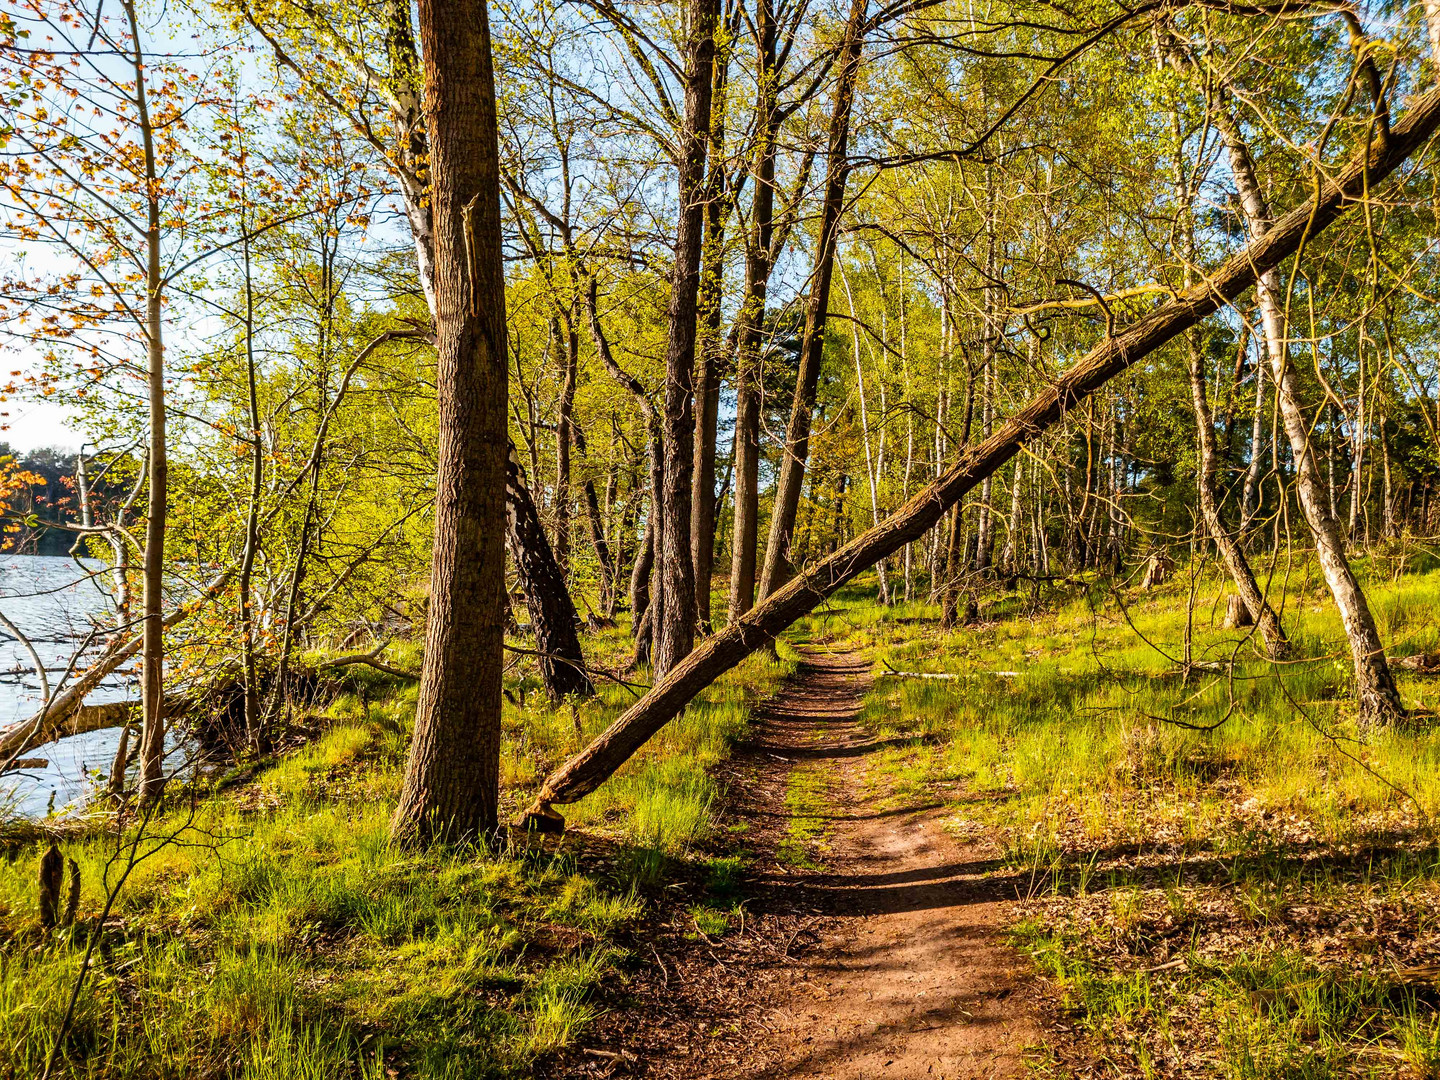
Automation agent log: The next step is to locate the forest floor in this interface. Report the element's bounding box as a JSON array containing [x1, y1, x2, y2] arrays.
[[8, 562, 1440, 1078], [560, 646, 1043, 1079]]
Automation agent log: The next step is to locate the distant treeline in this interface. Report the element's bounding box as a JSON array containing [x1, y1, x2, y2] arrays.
[[0, 445, 124, 557]]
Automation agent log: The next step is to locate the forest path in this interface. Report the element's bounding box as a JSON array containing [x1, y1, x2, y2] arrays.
[[744, 646, 1040, 1080]]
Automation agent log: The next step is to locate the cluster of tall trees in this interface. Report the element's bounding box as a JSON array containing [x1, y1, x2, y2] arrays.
[[3, 0, 1440, 839]]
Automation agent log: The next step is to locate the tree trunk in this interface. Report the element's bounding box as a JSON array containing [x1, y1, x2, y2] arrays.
[[555, 316, 579, 579], [757, 0, 867, 601], [380, 0, 588, 696], [691, 40, 733, 636], [1172, 102, 1287, 658], [1211, 94, 1403, 724], [391, 0, 510, 844], [726, 0, 779, 623], [573, 424, 617, 612], [238, 222, 265, 754], [505, 453, 595, 699], [654, 0, 720, 678], [125, 0, 167, 807], [517, 84, 1440, 823], [1188, 329, 1288, 656], [1239, 316, 1267, 539]]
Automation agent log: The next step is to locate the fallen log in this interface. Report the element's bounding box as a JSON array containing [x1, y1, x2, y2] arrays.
[[0, 566, 234, 770], [876, 670, 1021, 679], [0, 702, 136, 765], [517, 83, 1440, 830]]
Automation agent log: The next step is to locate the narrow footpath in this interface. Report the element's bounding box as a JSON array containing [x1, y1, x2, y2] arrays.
[[747, 648, 1039, 1079], [569, 646, 1043, 1079]]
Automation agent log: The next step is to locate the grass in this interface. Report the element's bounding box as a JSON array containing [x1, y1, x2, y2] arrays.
[[10, 551, 1439, 1077], [777, 765, 834, 871], [793, 553, 1440, 1078], [0, 614, 793, 1079]]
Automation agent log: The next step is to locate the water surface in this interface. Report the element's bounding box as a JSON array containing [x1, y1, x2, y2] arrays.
[[0, 555, 133, 817]]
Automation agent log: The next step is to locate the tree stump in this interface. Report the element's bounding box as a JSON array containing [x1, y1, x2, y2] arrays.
[[38, 843, 62, 929], [1223, 594, 1254, 629], [1140, 552, 1173, 589], [63, 857, 81, 927]]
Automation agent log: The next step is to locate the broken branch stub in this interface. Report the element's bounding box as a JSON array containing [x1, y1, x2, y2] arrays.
[[520, 85, 1440, 829]]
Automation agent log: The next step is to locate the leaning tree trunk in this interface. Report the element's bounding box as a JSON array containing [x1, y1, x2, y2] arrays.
[[1171, 102, 1288, 659], [1187, 330, 1288, 657], [757, 0, 868, 601], [517, 82, 1440, 824], [506, 453, 595, 700], [391, 0, 510, 844], [1211, 95, 1402, 724]]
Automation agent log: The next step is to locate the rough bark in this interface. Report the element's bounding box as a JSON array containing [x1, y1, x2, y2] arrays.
[[505, 452, 594, 700], [757, 0, 868, 600], [655, 0, 721, 678], [391, 0, 510, 844], [275, 0, 588, 698], [518, 82, 1440, 822]]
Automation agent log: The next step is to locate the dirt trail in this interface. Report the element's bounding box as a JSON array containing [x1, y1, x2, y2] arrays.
[[560, 646, 1042, 1080], [749, 647, 1039, 1080]]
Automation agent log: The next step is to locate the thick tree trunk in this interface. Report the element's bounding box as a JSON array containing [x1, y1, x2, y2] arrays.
[[654, 0, 720, 677], [1212, 97, 1403, 724], [726, 0, 778, 623], [757, 0, 868, 601], [391, 0, 510, 844], [506, 453, 595, 700], [380, 0, 589, 697], [517, 83, 1440, 823]]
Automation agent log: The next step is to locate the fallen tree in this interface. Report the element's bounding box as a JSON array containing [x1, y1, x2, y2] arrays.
[[0, 566, 233, 771], [520, 84, 1440, 828]]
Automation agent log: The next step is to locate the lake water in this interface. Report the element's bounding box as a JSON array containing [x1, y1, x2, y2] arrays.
[[0, 555, 135, 817]]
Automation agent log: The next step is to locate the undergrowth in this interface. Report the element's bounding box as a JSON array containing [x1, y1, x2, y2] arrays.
[[0, 614, 793, 1078], [798, 553, 1440, 1078]]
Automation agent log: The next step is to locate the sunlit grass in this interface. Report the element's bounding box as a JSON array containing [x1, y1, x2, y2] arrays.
[[0, 611, 792, 1077], [815, 555, 1440, 1078]]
